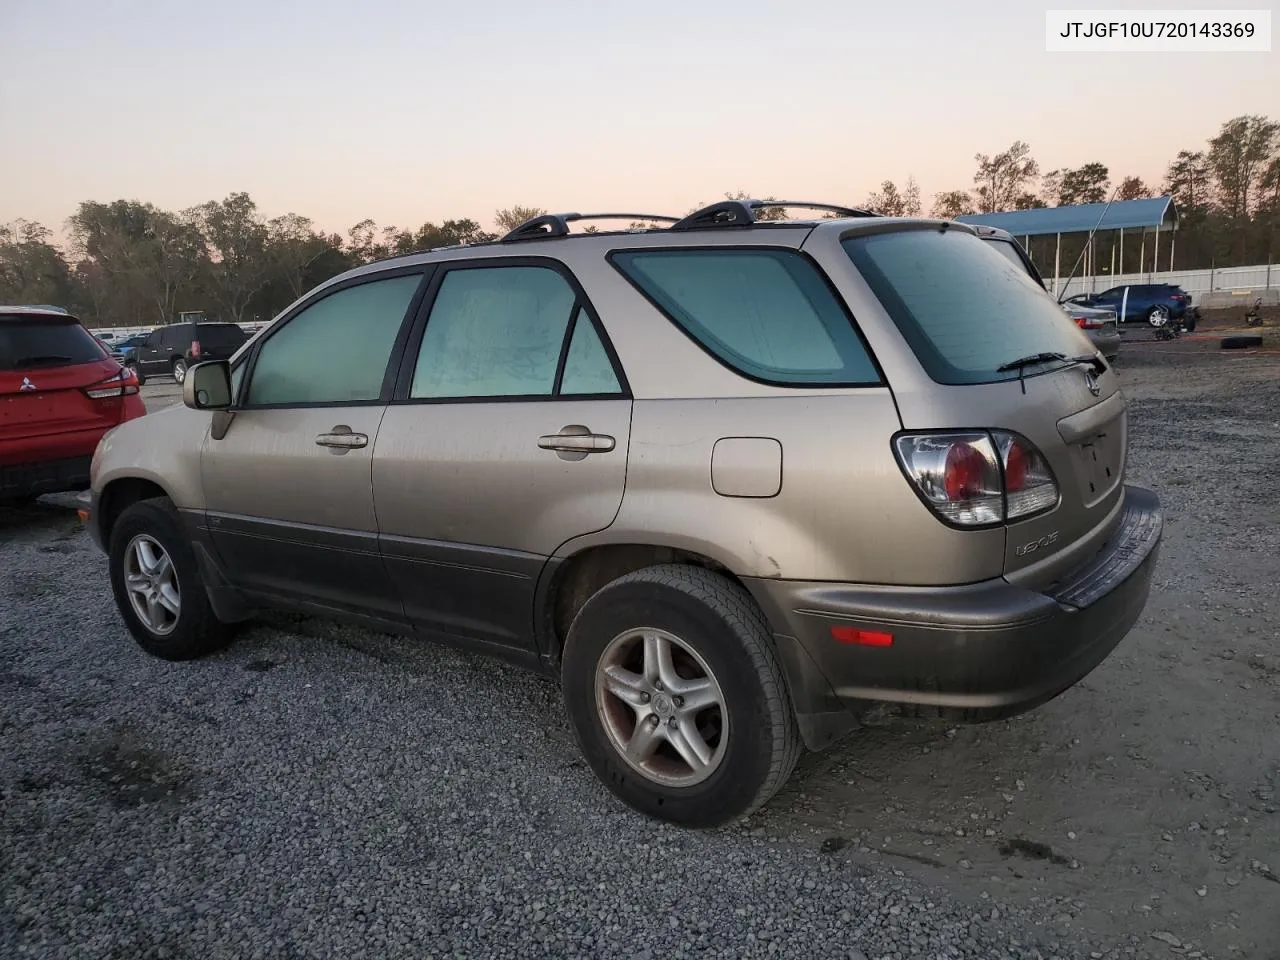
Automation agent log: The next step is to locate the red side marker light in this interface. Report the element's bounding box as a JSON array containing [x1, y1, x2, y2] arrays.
[[831, 626, 894, 647]]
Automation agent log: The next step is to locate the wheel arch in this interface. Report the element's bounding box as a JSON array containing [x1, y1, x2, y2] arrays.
[[96, 475, 173, 545], [535, 541, 748, 667]]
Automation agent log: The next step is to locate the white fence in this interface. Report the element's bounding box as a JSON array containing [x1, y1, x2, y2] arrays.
[[1045, 262, 1277, 300]]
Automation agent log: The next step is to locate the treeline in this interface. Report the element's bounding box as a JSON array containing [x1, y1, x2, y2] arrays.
[[2, 114, 1278, 328], [915, 113, 1280, 274]]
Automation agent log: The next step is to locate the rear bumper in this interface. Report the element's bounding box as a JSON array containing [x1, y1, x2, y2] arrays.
[[0, 454, 93, 499], [746, 484, 1162, 751]]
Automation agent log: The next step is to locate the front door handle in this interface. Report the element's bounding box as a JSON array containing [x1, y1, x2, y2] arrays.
[[315, 425, 368, 450], [538, 430, 615, 453]]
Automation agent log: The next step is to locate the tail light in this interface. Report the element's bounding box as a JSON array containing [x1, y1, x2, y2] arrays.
[[894, 430, 1059, 528], [83, 366, 140, 399], [1074, 317, 1102, 330], [190, 340, 202, 358]]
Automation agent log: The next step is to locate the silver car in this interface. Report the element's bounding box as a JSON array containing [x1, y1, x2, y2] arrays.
[[82, 200, 1162, 827]]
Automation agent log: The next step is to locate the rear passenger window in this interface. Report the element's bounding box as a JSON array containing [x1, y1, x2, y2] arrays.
[[247, 273, 422, 406], [410, 265, 623, 399], [610, 249, 878, 385]]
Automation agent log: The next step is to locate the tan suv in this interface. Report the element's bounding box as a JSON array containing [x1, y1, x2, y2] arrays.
[[82, 201, 1162, 827]]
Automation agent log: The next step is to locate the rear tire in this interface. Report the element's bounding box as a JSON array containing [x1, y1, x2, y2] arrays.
[[108, 498, 233, 661], [562, 564, 801, 828]]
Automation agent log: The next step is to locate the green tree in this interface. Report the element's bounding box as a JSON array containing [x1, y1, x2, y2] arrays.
[[1208, 114, 1279, 221], [68, 200, 207, 326], [973, 141, 1039, 213], [1055, 163, 1110, 205], [187, 193, 272, 323], [930, 190, 975, 219], [1165, 151, 1213, 214], [1115, 176, 1151, 201], [494, 206, 547, 233], [864, 178, 921, 217], [267, 213, 336, 301], [0, 220, 77, 309]]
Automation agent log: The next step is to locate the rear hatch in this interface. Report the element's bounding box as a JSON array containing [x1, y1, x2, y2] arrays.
[[0, 313, 132, 442], [837, 224, 1127, 584]]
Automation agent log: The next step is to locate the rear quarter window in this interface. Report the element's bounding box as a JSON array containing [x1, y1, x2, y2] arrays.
[[842, 228, 1092, 386], [610, 248, 879, 385]]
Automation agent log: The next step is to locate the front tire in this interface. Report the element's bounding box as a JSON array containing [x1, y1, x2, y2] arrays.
[[1147, 304, 1170, 327], [108, 498, 233, 660], [562, 565, 801, 828], [172, 358, 187, 383]]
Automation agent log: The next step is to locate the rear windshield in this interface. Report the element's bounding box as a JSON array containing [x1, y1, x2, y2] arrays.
[[842, 228, 1090, 386], [196, 325, 247, 348], [610, 248, 879, 385], [0, 317, 106, 371], [981, 238, 1042, 288]]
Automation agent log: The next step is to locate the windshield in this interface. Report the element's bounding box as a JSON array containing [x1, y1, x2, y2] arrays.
[[842, 228, 1093, 386], [0, 316, 107, 371]]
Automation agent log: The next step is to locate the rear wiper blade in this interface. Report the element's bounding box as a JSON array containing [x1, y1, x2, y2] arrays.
[[12, 354, 75, 367], [996, 352, 1067, 372], [998, 351, 1106, 395]]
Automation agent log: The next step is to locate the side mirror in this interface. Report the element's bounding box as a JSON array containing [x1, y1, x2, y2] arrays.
[[183, 360, 233, 410]]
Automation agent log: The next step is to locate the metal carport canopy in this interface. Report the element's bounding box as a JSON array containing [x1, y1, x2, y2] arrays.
[[955, 196, 1177, 236]]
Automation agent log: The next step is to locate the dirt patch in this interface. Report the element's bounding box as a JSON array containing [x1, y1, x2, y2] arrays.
[[78, 730, 193, 808]]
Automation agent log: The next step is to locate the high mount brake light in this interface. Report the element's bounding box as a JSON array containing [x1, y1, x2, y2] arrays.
[[894, 431, 1059, 527]]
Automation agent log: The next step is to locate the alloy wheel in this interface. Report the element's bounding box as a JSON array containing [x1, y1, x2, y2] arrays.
[[124, 534, 181, 635], [595, 627, 728, 787]]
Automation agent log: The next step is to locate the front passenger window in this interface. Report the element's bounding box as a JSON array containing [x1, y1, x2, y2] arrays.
[[247, 273, 422, 406]]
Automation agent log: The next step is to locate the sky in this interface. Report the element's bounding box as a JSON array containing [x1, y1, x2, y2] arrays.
[[1, 0, 1277, 238]]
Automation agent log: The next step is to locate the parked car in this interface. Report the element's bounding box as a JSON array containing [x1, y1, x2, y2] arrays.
[[82, 202, 1162, 827], [1060, 302, 1121, 362], [112, 332, 151, 363], [1, 306, 145, 502], [1067, 283, 1196, 329], [130, 322, 248, 385], [971, 225, 1120, 361]]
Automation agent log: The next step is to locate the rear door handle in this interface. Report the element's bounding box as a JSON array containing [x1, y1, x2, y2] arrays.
[[537, 430, 615, 453], [315, 425, 368, 450]]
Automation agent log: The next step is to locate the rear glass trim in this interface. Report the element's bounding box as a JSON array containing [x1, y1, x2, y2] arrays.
[[606, 245, 886, 389]]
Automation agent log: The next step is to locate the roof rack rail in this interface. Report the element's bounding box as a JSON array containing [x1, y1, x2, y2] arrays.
[[670, 199, 878, 231], [500, 212, 679, 243], [755, 200, 878, 218]]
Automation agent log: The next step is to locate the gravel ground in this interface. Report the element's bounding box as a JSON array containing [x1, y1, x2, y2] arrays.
[[2, 336, 1278, 959]]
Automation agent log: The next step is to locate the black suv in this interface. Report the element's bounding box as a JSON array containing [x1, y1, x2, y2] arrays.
[[129, 323, 248, 385]]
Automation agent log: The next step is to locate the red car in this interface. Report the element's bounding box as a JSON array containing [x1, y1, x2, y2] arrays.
[[1, 307, 146, 503]]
